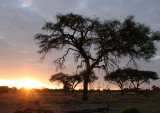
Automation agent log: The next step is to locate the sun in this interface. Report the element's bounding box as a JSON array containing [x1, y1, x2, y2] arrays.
[[18, 78, 42, 89], [22, 3, 30, 8], [19, 0, 32, 8]]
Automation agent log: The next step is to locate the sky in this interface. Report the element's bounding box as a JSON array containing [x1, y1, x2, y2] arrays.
[[0, 0, 160, 89]]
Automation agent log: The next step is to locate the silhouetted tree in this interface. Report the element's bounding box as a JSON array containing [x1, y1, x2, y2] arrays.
[[69, 70, 98, 92], [49, 73, 71, 93], [78, 70, 98, 83], [50, 71, 97, 94], [152, 85, 160, 91], [35, 13, 160, 100], [105, 68, 159, 94], [128, 69, 159, 93], [69, 74, 82, 92], [104, 69, 129, 95]]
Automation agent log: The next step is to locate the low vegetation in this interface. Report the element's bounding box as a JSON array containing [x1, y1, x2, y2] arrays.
[[120, 107, 141, 113], [0, 87, 160, 112]]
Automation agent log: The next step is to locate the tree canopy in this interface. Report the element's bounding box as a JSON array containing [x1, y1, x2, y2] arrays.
[[49, 73, 71, 91], [127, 68, 159, 92], [35, 13, 160, 100], [104, 68, 159, 94], [104, 68, 129, 95], [49, 71, 97, 93]]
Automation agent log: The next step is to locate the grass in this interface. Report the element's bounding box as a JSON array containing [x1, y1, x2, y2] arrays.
[[0, 89, 160, 113]]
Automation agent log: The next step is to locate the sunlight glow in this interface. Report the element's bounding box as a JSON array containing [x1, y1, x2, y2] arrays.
[[0, 78, 59, 89], [22, 3, 30, 8], [19, 0, 32, 8], [18, 78, 42, 89], [0, 78, 43, 89]]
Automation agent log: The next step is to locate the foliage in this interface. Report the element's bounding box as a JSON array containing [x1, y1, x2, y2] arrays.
[[0, 86, 17, 94], [104, 68, 129, 95], [49, 73, 71, 90], [104, 68, 159, 94], [49, 71, 98, 92], [35, 13, 160, 100], [120, 107, 141, 113], [78, 70, 98, 83], [152, 85, 160, 91], [127, 68, 159, 93], [69, 74, 83, 90]]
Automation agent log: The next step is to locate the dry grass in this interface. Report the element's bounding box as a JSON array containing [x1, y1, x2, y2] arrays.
[[0, 90, 160, 113]]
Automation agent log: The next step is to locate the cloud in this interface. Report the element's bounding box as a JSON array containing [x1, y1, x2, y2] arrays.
[[0, 0, 160, 87], [0, 36, 5, 40]]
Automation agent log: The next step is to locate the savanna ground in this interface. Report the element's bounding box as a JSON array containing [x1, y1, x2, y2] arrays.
[[0, 89, 160, 113]]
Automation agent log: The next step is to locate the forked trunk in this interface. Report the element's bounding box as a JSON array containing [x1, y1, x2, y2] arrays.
[[135, 86, 139, 94]]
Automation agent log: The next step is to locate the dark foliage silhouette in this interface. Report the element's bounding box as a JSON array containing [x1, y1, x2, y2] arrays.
[[120, 107, 141, 113], [127, 68, 159, 93], [49, 73, 72, 93], [104, 68, 129, 95], [104, 68, 159, 94], [49, 70, 97, 94]]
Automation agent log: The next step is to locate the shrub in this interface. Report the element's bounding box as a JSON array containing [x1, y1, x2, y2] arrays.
[[120, 107, 141, 113]]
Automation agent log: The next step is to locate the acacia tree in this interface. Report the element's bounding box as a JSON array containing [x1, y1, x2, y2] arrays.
[[69, 70, 97, 93], [127, 69, 159, 93], [104, 69, 129, 95], [35, 13, 160, 100], [49, 72, 83, 93], [49, 71, 97, 94], [49, 73, 71, 92], [105, 68, 159, 94], [69, 74, 82, 93]]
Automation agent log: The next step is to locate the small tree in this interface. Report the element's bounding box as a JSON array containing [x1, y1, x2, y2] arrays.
[[70, 70, 98, 92], [128, 69, 159, 93], [49, 72, 83, 93], [104, 68, 159, 94], [35, 13, 160, 100], [69, 74, 83, 93], [104, 69, 129, 95], [49, 73, 71, 93], [152, 85, 160, 91], [49, 71, 97, 94]]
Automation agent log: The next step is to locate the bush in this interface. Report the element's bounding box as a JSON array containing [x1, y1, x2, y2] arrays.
[[120, 107, 141, 113], [0, 86, 10, 93]]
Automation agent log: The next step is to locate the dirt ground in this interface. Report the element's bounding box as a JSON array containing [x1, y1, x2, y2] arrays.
[[0, 89, 160, 113]]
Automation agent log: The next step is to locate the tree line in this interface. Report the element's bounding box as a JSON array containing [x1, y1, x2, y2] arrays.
[[49, 68, 159, 95]]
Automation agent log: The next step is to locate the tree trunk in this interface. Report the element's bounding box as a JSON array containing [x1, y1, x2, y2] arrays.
[[120, 86, 124, 95], [135, 85, 139, 94], [121, 89, 124, 95], [82, 69, 90, 101], [83, 78, 88, 100]]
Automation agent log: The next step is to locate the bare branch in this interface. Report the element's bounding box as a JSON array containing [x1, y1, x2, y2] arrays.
[[53, 48, 75, 70]]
